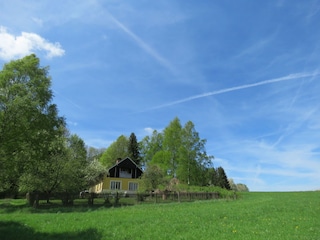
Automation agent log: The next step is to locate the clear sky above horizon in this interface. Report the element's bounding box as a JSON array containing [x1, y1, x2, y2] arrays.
[[1, 0, 320, 191]]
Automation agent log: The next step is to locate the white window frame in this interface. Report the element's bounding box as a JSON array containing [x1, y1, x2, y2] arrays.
[[110, 181, 121, 190], [128, 182, 138, 191]]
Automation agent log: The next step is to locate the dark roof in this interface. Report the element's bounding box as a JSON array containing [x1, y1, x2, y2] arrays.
[[108, 157, 143, 178], [108, 157, 143, 171]]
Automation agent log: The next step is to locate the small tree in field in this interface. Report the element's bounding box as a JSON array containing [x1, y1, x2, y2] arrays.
[[140, 164, 165, 191]]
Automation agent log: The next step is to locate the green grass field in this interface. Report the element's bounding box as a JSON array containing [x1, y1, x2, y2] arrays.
[[0, 191, 319, 239]]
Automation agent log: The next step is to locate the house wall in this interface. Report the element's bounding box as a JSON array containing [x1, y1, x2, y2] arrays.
[[90, 177, 140, 193]]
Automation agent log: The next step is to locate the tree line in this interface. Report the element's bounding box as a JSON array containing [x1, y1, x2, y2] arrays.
[[96, 117, 248, 192], [0, 55, 248, 199]]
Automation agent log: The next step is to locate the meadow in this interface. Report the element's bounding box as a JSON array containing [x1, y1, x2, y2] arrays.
[[0, 191, 319, 239]]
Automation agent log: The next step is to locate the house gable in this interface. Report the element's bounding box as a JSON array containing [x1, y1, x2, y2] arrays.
[[108, 157, 143, 179]]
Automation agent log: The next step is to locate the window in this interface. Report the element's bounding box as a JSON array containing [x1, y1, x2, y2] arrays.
[[119, 168, 132, 178], [110, 181, 121, 190], [129, 182, 138, 191]]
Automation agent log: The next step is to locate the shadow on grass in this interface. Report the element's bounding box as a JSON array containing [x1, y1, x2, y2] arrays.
[[0, 221, 102, 240], [0, 200, 135, 214]]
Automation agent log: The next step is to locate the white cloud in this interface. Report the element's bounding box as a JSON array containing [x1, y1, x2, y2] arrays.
[[144, 127, 155, 135], [0, 26, 65, 60]]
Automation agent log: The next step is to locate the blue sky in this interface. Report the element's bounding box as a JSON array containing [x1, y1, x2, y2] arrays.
[[1, 0, 320, 191]]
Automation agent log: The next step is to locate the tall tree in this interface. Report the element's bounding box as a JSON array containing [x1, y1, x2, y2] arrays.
[[162, 117, 182, 177], [60, 134, 88, 193], [177, 121, 213, 185], [0, 54, 64, 194], [140, 130, 163, 168], [128, 132, 141, 166]]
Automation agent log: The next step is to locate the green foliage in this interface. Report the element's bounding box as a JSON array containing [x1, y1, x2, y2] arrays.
[[84, 160, 107, 187], [0, 54, 65, 193], [99, 135, 128, 167], [140, 130, 163, 168], [177, 121, 213, 186], [162, 117, 182, 177], [140, 164, 166, 192], [0, 55, 94, 197], [19, 132, 89, 196], [140, 117, 214, 187], [59, 134, 89, 193]]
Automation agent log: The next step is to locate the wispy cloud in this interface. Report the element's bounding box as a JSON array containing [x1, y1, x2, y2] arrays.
[[272, 108, 317, 147], [0, 26, 65, 60], [53, 89, 82, 110], [142, 71, 320, 112], [107, 12, 177, 74]]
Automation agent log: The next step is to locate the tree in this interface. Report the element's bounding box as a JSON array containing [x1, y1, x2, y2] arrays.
[[140, 130, 163, 168], [0, 54, 65, 195], [87, 146, 105, 162], [139, 117, 214, 187], [59, 134, 88, 193], [128, 132, 141, 166], [140, 164, 165, 191], [236, 183, 249, 192], [162, 117, 182, 177], [207, 167, 218, 186], [228, 178, 237, 191], [84, 159, 107, 187], [99, 135, 128, 167], [19, 126, 68, 201], [177, 121, 213, 185], [20, 132, 89, 203], [216, 167, 231, 190]]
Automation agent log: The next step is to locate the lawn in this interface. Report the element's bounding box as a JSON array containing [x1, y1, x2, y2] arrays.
[[0, 191, 319, 239]]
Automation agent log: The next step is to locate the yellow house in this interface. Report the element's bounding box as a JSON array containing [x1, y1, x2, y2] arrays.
[[90, 157, 143, 193]]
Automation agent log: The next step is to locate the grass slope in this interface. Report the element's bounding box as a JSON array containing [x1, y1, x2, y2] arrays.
[[0, 191, 319, 239]]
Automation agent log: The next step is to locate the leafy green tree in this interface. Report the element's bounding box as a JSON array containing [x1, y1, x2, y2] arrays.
[[140, 164, 165, 191], [150, 150, 171, 173], [128, 132, 141, 166], [140, 130, 163, 168], [59, 134, 88, 193], [162, 117, 182, 177], [19, 127, 68, 201], [20, 132, 89, 202], [100, 135, 128, 167], [0, 54, 64, 194], [177, 121, 213, 185], [84, 159, 107, 187]]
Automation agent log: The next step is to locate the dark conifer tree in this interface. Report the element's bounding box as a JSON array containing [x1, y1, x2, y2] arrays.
[[217, 167, 231, 190], [128, 132, 141, 166]]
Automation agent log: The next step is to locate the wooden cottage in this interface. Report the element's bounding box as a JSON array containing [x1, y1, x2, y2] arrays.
[[90, 157, 143, 193]]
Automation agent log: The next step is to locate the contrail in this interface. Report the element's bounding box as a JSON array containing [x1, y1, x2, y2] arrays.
[[107, 13, 176, 74], [53, 89, 82, 110], [143, 71, 320, 112]]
